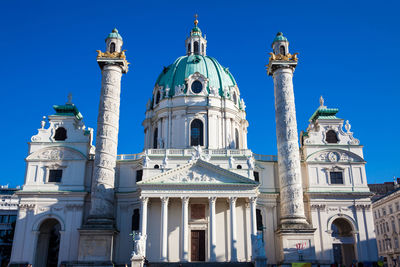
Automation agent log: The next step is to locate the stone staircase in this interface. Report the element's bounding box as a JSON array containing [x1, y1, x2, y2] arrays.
[[145, 263, 254, 267]]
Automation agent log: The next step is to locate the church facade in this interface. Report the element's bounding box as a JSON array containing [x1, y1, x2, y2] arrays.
[[10, 19, 378, 266]]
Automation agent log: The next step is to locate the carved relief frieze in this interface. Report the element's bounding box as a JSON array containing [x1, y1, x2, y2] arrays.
[[309, 149, 363, 163], [311, 204, 326, 211], [28, 147, 85, 161]]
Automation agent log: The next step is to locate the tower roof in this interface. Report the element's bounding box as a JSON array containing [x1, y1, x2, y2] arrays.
[[106, 28, 123, 41], [272, 32, 288, 43], [309, 97, 340, 122]]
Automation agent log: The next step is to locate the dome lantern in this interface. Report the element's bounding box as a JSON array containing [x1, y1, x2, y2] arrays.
[[105, 28, 123, 53], [272, 32, 289, 56], [186, 14, 207, 56]]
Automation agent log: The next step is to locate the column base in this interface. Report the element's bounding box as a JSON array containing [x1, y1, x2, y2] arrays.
[[77, 227, 117, 262], [131, 255, 145, 267], [276, 227, 316, 265]]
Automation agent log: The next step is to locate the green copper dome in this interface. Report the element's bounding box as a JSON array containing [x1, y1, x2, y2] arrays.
[[155, 54, 237, 97], [273, 32, 287, 43], [191, 26, 202, 35], [106, 28, 123, 41]]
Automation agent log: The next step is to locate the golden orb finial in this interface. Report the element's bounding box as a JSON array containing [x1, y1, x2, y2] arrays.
[[194, 14, 199, 27]]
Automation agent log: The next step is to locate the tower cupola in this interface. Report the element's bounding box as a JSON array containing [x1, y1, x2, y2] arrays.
[[105, 28, 123, 53], [185, 15, 207, 56], [272, 32, 289, 55]]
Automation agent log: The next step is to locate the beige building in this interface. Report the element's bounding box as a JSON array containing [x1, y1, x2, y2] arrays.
[[372, 186, 400, 266]]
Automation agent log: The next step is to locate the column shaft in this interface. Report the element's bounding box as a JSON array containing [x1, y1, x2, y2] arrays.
[[181, 197, 189, 261], [140, 197, 149, 236], [160, 197, 169, 261], [272, 67, 307, 226], [209, 197, 217, 261], [230, 197, 238, 261], [250, 197, 257, 236], [90, 64, 123, 220]]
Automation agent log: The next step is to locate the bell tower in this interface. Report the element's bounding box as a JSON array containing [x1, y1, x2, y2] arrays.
[[78, 28, 129, 265], [267, 32, 316, 264]]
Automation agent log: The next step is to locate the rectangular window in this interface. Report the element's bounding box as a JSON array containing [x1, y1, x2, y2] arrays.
[[392, 220, 397, 232], [374, 211, 377, 219], [396, 202, 400, 211], [330, 172, 343, 184], [376, 224, 379, 235], [389, 205, 393, 214], [48, 169, 63, 183], [0, 215, 7, 223], [136, 170, 143, 182], [383, 208, 387, 216], [8, 215, 16, 224], [253, 171, 260, 182]]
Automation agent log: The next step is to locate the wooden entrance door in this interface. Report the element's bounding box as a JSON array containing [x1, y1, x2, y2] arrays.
[[191, 230, 205, 261]]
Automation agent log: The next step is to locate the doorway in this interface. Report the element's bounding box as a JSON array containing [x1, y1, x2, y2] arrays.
[[191, 230, 205, 261], [331, 218, 356, 266], [34, 219, 61, 267]]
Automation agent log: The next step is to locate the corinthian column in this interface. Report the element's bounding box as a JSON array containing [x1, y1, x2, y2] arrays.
[[267, 32, 308, 228]]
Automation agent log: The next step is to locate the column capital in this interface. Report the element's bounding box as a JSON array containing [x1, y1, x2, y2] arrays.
[[140, 196, 149, 204], [249, 196, 257, 203], [181, 196, 190, 204], [229, 196, 238, 204], [161, 196, 169, 204], [208, 196, 217, 203]]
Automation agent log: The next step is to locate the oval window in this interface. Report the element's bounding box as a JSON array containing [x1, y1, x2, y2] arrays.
[[191, 80, 203, 94]]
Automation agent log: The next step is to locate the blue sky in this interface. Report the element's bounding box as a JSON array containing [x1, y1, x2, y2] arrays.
[[1, 0, 399, 187]]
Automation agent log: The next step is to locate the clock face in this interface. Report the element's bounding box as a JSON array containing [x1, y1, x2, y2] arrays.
[[191, 80, 203, 94]]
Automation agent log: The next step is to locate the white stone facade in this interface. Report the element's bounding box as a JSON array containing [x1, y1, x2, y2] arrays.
[[9, 27, 378, 267]]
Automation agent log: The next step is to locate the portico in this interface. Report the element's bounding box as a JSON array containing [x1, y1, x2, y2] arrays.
[[136, 159, 259, 262]]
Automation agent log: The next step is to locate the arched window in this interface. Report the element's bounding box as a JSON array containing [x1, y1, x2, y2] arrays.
[[279, 45, 285, 55], [256, 209, 263, 231], [232, 92, 237, 104], [235, 129, 239, 149], [155, 91, 161, 105], [190, 119, 203, 146], [188, 43, 191, 54], [54, 127, 67, 141], [153, 128, 158, 149], [194, 41, 199, 54], [132, 208, 140, 232], [191, 80, 203, 94], [110, 42, 116, 53], [326, 130, 339, 143], [202, 43, 204, 53]]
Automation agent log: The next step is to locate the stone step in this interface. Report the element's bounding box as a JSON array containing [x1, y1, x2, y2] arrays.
[[146, 262, 254, 267]]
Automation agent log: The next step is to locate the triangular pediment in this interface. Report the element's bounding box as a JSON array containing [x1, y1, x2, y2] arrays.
[[139, 159, 258, 186]]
